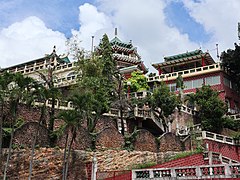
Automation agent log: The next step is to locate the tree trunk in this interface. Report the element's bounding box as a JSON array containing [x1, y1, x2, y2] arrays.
[[3, 124, 14, 180], [62, 132, 69, 180], [64, 131, 75, 180], [49, 96, 55, 132], [28, 105, 45, 179], [0, 103, 3, 156], [4, 102, 18, 180]]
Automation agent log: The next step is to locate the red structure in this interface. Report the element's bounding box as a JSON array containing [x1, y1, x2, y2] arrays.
[[148, 49, 240, 114]]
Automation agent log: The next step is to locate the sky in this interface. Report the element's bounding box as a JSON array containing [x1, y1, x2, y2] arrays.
[[1, 0, 240, 73]]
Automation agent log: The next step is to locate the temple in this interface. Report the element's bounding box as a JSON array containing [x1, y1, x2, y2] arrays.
[[109, 29, 148, 78], [148, 49, 240, 114]]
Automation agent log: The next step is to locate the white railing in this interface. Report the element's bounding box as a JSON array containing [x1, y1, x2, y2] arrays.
[[113, 54, 140, 63], [228, 113, 240, 120], [147, 63, 222, 82], [196, 131, 235, 145], [180, 105, 197, 115], [8, 61, 77, 75], [132, 163, 240, 179]]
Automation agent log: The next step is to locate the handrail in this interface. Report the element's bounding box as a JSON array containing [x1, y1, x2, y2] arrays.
[[147, 63, 222, 82], [132, 163, 240, 179]]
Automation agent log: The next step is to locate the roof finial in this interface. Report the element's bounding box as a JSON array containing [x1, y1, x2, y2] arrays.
[[115, 28, 117, 37]]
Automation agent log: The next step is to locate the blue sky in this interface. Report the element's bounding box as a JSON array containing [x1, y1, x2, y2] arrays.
[[0, 0, 240, 72]]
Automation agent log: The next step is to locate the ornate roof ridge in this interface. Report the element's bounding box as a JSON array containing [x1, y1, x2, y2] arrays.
[[164, 49, 203, 62], [110, 36, 133, 49]]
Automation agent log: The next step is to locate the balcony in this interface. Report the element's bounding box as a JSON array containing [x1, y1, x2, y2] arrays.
[[148, 63, 222, 82]]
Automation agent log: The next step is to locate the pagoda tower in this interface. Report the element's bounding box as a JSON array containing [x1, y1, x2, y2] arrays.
[[109, 28, 148, 78]]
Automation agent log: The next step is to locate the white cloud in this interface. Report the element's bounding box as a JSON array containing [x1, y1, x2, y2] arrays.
[[0, 16, 67, 68], [74, 0, 199, 72], [71, 3, 114, 51], [183, 0, 240, 55]]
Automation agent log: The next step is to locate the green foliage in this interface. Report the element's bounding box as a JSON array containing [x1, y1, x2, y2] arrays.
[[194, 85, 226, 133], [168, 149, 203, 161], [14, 118, 25, 129], [151, 82, 178, 118], [221, 43, 240, 91], [99, 34, 116, 80], [222, 116, 240, 131], [124, 71, 149, 92], [124, 127, 140, 151], [130, 161, 157, 170]]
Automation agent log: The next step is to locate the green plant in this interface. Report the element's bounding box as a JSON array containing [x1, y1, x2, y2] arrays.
[[124, 127, 139, 151], [169, 149, 203, 161], [130, 161, 157, 170]]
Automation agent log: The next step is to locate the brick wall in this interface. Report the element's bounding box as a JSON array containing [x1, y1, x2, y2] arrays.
[[13, 122, 50, 147], [56, 126, 91, 150], [134, 129, 158, 152], [204, 139, 240, 162], [96, 127, 124, 150], [159, 133, 183, 152]]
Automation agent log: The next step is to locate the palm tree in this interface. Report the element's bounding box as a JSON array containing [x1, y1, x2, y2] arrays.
[[28, 83, 49, 180], [58, 110, 80, 180], [0, 72, 14, 168], [3, 73, 35, 180]]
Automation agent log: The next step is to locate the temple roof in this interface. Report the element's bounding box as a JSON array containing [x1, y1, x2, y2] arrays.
[[110, 36, 133, 49], [152, 50, 215, 70], [164, 50, 203, 62]]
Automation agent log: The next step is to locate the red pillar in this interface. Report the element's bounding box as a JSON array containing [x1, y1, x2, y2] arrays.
[[201, 56, 205, 67], [158, 66, 162, 75]]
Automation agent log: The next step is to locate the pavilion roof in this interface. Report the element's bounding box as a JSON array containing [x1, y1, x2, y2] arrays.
[[110, 36, 133, 49], [152, 50, 215, 70]]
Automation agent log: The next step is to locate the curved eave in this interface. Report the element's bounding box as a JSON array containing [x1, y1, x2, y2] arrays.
[[152, 53, 215, 70]]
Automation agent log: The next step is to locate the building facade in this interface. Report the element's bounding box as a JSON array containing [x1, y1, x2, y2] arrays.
[[148, 49, 240, 114]]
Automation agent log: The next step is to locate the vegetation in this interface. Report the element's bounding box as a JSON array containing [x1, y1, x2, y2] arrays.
[[130, 161, 157, 170], [149, 82, 179, 131], [123, 71, 149, 93], [1, 72, 37, 180], [221, 43, 240, 91], [194, 85, 226, 133], [168, 149, 203, 162]]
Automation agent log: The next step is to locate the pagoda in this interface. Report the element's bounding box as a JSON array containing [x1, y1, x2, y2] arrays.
[[109, 28, 148, 78]]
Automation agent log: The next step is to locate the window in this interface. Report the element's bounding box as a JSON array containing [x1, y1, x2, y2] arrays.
[[168, 83, 176, 92], [224, 77, 231, 88], [206, 76, 220, 85], [184, 81, 192, 90], [193, 79, 203, 88]]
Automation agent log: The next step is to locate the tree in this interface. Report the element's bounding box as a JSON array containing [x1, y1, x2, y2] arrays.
[[194, 85, 226, 133], [3, 72, 36, 180], [37, 66, 61, 131], [97, 34, 118, 104], [58, 110, 80, 180], [221, 43, 240, 91], [0, 72, 14, 166], [150, 82, 179, 132], [28, 83, 49, 180], [124, 71, 149, 93]]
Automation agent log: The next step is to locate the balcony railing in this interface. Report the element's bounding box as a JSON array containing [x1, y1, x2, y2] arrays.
[[132, 164, 240, 179], [147, 63, 222, 82], [196, 131, 236, 145]]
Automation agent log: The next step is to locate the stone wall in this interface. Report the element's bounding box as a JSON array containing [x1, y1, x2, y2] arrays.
[[0, 148, 179, 179], [159, 132, 183, 152], [96, 127, 124, 150], [13, 122, 50, 147], [56, 126, 92, 150], [134, 129, 158, 152]]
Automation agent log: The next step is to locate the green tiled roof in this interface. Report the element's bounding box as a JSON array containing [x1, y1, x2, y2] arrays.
[[110, 36, 133, 49], [164, 50, 203, 62]]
